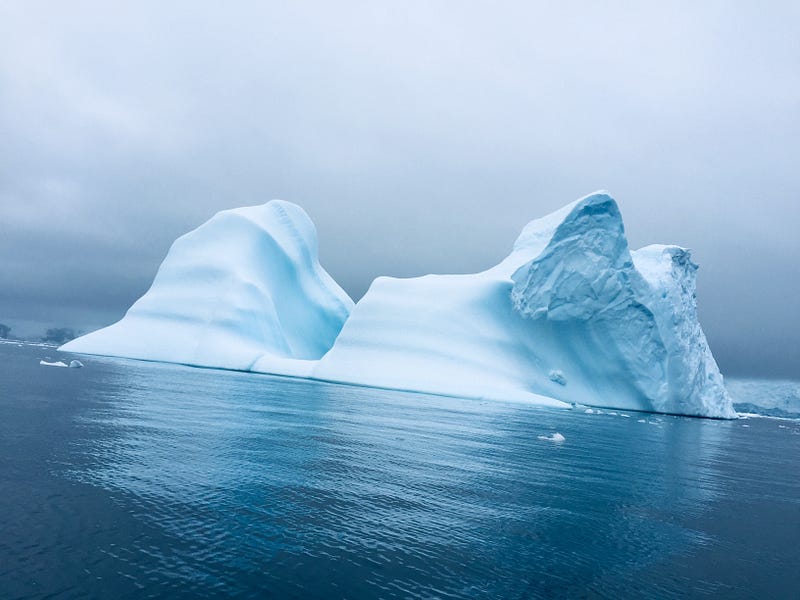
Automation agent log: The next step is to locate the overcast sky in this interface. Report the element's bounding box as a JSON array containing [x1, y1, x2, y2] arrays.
[[1, 1, 798, 377]]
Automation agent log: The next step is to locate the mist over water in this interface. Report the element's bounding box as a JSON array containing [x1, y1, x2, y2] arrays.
[[2, 342, 798, 598]]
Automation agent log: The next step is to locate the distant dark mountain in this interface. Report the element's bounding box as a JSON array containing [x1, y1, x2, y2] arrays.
[[41, 328, 76, 344]]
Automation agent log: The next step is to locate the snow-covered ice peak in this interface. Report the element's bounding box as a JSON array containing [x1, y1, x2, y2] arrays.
[[61, 200, 353, 371], [632, 244, 734, 418], [508, 193, 734, 418], [511, 192, 636, 321]]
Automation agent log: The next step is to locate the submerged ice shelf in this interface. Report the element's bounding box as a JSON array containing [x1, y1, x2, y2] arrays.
[[61, 192, 736, 418]]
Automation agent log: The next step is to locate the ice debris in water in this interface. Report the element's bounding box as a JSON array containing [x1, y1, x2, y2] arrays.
[[69, 360, 83, 368], [537, 432, 566, 443], [40, 360, 68, 368]]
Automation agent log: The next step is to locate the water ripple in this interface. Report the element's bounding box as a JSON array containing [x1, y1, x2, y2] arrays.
[[1, 344, 799, 598]]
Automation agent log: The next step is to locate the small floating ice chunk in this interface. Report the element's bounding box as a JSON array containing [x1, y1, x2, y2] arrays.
[[69, 360, 84, 368], [608, 412, 618, 416], [584, 408, 594, 414], [620, 413, 630, 418], [548, 369, 567, 386], [537, 432, 566, 443], [637, 419, 647, 423], [40, 360, 68, 368]]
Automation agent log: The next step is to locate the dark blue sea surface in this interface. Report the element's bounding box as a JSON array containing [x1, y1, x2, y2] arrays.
[[1, 341, 798, 599]]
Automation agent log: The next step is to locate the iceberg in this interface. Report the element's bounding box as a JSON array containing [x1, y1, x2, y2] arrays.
[[61, 192, 735, 418], [725, 378, 800, 419], [61, 201, 354, 374]]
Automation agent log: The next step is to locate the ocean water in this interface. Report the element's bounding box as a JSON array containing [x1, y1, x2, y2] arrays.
[[1, 341, 798, 599]]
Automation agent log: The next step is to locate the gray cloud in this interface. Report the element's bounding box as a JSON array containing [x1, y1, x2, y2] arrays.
[[1, 1, 798, 376]]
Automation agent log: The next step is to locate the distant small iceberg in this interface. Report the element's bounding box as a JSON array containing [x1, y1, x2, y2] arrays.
[[726, 378, 800, 419]]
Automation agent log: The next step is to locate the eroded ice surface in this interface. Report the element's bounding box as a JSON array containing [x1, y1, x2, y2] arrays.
[[314, 193, 734, 418], [62, 193, 735, 418]]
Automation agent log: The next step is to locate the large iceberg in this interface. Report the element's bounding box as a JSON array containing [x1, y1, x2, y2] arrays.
[[61, 201, 354, 374], [62, 192, 735, 418]]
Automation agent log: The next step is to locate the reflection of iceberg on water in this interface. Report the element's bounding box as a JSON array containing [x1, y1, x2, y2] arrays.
[[61, 192, 735, 418]]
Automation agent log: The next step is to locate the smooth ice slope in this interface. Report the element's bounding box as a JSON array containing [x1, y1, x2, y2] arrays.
[[314, 192, 735, 418], [61, 201, 353, 373]]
